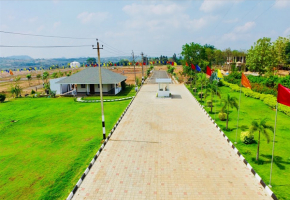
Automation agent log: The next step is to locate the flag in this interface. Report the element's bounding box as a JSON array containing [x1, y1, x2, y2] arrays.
[[171, 62, 174, 66], [9, 70, 13, 75], [186, 62, 188, 66], [191, 64, 195, 70], [277, 84, 290, 107], [143, 62, 146, 65], [174, 62, 177, 66], [241, 73, 251, 89], [196, 65, 201, 72], [217, 69, 223, 79], [206, 66, 212, 76]]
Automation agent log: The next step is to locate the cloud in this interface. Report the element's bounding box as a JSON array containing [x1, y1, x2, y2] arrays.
[[122, 3, 185, 16], [122, 3, 214, 32], [234, 21, 255, 33], [53, 21, 61, 29], [284, 27, 290, 36], [222, 21, 255, 41], [200, 0, 228, 12], [77, 12, 108, 24], [274, 0, 290, 9]]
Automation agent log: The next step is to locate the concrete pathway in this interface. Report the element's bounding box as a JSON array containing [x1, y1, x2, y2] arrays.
[[72, 84, 271, 200], [147, 70, 171, 84]]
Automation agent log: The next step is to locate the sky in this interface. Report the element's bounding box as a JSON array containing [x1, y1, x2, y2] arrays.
[[0, 0, 290, 59]]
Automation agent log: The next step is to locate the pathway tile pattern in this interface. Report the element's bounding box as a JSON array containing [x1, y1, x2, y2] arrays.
[[72, 84, 271, 200]]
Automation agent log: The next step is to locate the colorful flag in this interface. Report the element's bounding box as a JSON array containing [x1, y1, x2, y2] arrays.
[[9, 70, 13, 75], [196, 65, 201, 72], [186, 62, 189, 66], [277, 84, 290, 107], [206, 66, 212, 76], [191, 64, 195, 70], [241, 73, 251, 89], [174, 62, 177, 66], [217, 69, 223, 79]]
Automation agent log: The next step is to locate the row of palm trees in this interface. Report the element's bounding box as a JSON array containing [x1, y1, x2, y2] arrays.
[[191, 73, 273, 161]]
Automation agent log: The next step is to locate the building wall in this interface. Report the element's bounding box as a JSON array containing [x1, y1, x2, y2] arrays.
[[77, 84, 87, 93], [50, 77, 67, 94], [76, 84, 114, 93]]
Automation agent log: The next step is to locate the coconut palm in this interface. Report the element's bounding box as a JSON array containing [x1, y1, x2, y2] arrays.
[[36, 74, 41, 84], [26, 74, 32, 86], [205, 81, 221, 113], [250, 118, 274, 161], [197, 73, 208, 102], [221, 94, 238, 130]]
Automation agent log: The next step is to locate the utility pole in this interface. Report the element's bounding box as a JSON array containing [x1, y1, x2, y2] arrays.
[[93, 39, 106, 140], [132, 50, 136, 85], [141, 52, 144, 78]]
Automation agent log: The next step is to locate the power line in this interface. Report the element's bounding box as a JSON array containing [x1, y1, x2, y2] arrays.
[[0, 30, 94, 40], [0, 45, 92, 48]]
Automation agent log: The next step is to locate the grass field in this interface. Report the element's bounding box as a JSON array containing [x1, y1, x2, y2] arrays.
[[186, 84, 290, 200], [83, 86, 136, 100], [0, 96, 131, 199]]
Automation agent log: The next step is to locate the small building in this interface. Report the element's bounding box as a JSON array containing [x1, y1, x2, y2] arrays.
[[156, 78, 171, 97], [56, 67, 127, 95], [50, 77, 70, 95]]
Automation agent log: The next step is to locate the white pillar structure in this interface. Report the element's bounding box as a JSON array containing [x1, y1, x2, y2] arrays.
[[86, 84, 89, 95]]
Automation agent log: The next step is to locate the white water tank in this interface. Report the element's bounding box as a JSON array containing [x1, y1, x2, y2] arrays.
[[70, 61, 80, 68]]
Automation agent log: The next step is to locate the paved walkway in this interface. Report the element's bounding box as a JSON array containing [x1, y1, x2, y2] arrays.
[[73, 84, 271, 200], [147, 70, 171, 84]]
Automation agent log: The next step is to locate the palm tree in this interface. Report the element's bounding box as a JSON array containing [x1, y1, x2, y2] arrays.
[[221, 94, 238, 130], [250, 118, 274, 161], [197, 73, 208, 102], [36, 74, 41, 84], [205, 81, 221, 113]]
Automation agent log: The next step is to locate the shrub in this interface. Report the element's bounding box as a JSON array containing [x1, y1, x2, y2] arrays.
[[198, 92, 204, 98], [0, 93, 6, 103], [240, 131, 255, 144], [31, 90, 36, 94], [218, 112, 226, 121]]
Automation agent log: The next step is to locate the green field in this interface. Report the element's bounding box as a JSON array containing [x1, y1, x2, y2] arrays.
[[0, 97, 130, 199], [186, 84, 290, 200], [83, 86, 136, 100]]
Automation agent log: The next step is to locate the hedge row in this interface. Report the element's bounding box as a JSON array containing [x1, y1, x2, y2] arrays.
[[222, 80, 290, 117]]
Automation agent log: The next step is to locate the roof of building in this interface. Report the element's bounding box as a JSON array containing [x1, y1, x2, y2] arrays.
[[56, 67, 127, 84]]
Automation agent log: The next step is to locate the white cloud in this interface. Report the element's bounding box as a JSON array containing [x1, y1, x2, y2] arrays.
[[274, 0, 290, 9], [77, 12, 108, 24], [234, 21, 255, 32], [122, 3, 185, 16], [200, 0, 228, 12], [222, 21, 255, 41], [53, 21, 61, 29], [284, 27, 290, 36]]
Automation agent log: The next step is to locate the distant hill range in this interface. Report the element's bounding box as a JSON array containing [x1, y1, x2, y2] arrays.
[[0, 55, 133, 70]]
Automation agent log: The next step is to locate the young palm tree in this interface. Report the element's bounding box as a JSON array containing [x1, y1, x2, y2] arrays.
[[197, 73, 208, 102], [250, 118, 274, 161], [26, 74, 32, 86], [221, 94, 238, 130], [205, 81, 221, 113]]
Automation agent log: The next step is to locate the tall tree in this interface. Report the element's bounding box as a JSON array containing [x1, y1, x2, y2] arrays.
[[181, 42, 206, 68], [273, 36, 290, 68], [286, 41, 290, 67], [221, 94, 238, 130], [246, 37, 276, 76], [250, 118, 273, 161]]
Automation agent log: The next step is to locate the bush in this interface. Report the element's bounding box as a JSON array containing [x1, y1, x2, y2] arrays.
[[198, 92, 204, 98], [0, 93, 6, 103], [240, 131, 255, 144], [31, 90, 36, 94], [218, 112, 226, 121]]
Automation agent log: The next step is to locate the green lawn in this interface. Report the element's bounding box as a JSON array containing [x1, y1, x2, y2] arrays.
[[83, 86, 136, 100], [0, 97, 130, 200], [186, 84, 290, 200]]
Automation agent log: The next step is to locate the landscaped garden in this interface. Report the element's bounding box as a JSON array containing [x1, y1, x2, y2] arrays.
[[0, 97, 131, 200], [186, 81, 290, 200]]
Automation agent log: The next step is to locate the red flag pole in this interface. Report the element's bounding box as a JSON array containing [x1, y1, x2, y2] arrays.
[[269, 101, 278, 187]]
